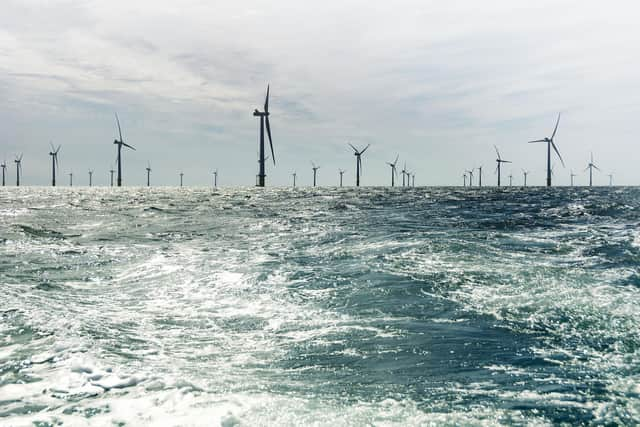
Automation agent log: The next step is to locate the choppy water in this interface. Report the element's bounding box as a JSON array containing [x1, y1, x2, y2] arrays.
[[1, 187, 639, 426]]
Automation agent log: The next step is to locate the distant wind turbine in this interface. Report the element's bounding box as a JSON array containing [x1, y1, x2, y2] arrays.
[[411, 173, 416, 187], [349, 143, 370, 187], [88, 170, 94, 187], [213, 170, 218, 187], [509, 172, 513, 187], [463, 172, 467, 187], [49, 143, 61, 186], [14, 154, 22, 187], [1, 160, 6, 186], [386, 155, 399, 187], [179, 172, 184, 187], [109, 166, 115, 187], [570, 170, 576, 186], [477, 166, 483, 187], [254, 85, 275, 187], [608, 173, 613, 186], [401, 162, 408, 187], [292, 171, 297, 188], [528, 113, 565, 187], [522, 169, 529, 187], [113, 113, 135, 187], [494, 146, 511, 187], [466, 169, 474, 187], [311, 162, 320, 187], [69, 172, 73, 187], [146, 162, 152, 187], [339, 169, 345, 187], [585, 152, 600, 187]]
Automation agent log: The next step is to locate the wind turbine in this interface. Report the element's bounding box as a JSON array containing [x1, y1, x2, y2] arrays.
[[311, 162, 320, 187], [494, 145, 511, 187], [401, 162, 408, 187], [212, 170, 218, 188], [608, 173, 613, 186], [477, 166, 483, 187], [69, 172, 73, 187], [349, 143, 370, 187], [509, 172, 513, 187], [1, 160, 6, 186], [14, 154, 22, 186], [88, 170, 94, 187], [179, 172, 184, 187], [585, 152, 600, 187], [462, 172, 467, 187], [528, 113, 565, 187], [49, 143, 61, 186], [113, 113, 135, 187], [466, 169, 474, 187], [292, 171, 297, 188], [570, 170, 577, 186], [522, 169, 529, 187], [411, 173, 416, 187], [253, 85, 275, 187], [386, 155, 399, 187], [146, 162, 152, 187], [339, 169, 345, 187], [109, 166, 115, 187]]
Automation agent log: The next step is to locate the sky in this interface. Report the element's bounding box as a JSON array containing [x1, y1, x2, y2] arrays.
[[1, 0, 639, 187]]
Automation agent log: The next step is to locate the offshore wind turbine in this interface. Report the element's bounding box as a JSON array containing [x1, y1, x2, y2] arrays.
[[339, 169, 345, 187], [213, 170, 218, 188], [49, 143, 61, 186], [608, 173, 613, 186], [386, 155, 399, 187], [146, 162, 152, 187], [522, 169, 529, 187], [477, 166, 483, 187], [179, 172, 184, 187], [585, 152, 600, 187], [1, 160, 6, 186], [88, 170, 94, 187], [113, 113, 135, 187], [253, 85, 275, 187], [401, 162, 408, 187], [494, 146, 511, 187], [311, 162, 320, 187], [570, 170, 577, 186], [462, 173, 467, 187], [411, 173, 415, 187], [466, 169, 474, 187], [292, 171, 297, 188], [14, 154, 23, 186], [69, 172, 73, 187], [528, 113, 565, 187], [509, 172, 513, 187], [109, 166, 115, 187], [349, 143, 370, 187]]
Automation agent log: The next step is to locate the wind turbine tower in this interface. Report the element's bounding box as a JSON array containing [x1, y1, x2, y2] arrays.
[[88, 170, 94, 187], [585, 152, 600, 187], [1, 160, 6, 186], [494, 146, 511, 187], [69, 172, 73, 187], [180, 172, 184, 187], [339, 169, 345, 187], [466, 169, 474, 187], [386, 155, 399, 187], [528, 113, 565, 187], [49, 143, 61, 186], [113, 113, 136, 187], [292, 171, 297, 188], [253, 85, 275, 187], [14, 154, 22, 186], [109, 167, 115, 187], [311, 162, 320, 187], [477, 166, 483, 187], [146, 162, 152, 187], [349, 143, 370, 187], [522, 170, 529, 187]]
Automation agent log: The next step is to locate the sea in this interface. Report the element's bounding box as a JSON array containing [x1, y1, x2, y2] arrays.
[[1, 186, 639, 426]]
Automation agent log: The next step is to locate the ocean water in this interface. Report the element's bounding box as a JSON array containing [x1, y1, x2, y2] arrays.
[[1, 186, 639, 426]]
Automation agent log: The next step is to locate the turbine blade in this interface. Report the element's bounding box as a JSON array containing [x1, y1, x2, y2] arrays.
[[528, 139, 546, 143], [393, 154, 399, 166], [551, 141, 565, 167], [494, 145, 501, 159], [50, 141, 55, 151], [122, 142, 136, 150], [593, 164, 601, 171], [56, 145, 61, 154], [115, 113, 123, 142], [348, 143, 358, 153], [551, 112, 561, 139], [264, 84, 270, 112], [360, 144, 370, 155], [265, 116, 275, 165]]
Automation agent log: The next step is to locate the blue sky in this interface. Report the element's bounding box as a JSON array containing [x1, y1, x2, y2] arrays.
[[1, 0, 639, 186]]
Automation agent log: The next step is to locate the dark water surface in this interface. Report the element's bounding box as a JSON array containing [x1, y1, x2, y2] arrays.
[[1, 187, 639, 425]]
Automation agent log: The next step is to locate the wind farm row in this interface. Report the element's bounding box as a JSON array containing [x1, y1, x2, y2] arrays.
[[2, 86, 616, 188]]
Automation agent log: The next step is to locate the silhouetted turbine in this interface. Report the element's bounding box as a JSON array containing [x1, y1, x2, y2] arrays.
[[113, 113, 135, 187], [180, 172, 184, 187], [292, 171, 297, 188], [339, 169, 345, 187], [528, 113, 565, 187], [466, 169, 474, 187], [311, 162, 320, 187], [386, 155, 399, 187], [401, 162, 408, 187], [477, 166, 483, 187], [509, 172, 513, 187], [462, 172, 467, 187], [69, 172, 73, 187], [411, 173, 415, 187], [349, 143, 370, 187], [88, 170, 94, 187], [1, 160, 6, 186], [213, 170, 218, 188], [494, 145, 511, 187], [49, 143, 61, 187], [14, 154, 22, 187], [522, 169, 529, 187], [109, 166, 115, 187], [585, 152, 600, 187], [253, 85, 275, 187], [146, 162, 152, 187]]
